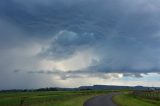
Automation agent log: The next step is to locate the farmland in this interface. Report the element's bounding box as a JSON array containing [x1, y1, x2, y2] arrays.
[[0, 90, 111, 106], [113, 91, 160, 106], [1, 89, 160, 106], [133, 90, 160, 100]]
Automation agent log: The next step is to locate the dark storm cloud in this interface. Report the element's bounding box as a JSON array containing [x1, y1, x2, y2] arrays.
[[1, 0, 160, 89], [0, 0, 126, 36], [39, 30, 100, 60], [30, 0, 160, 73]]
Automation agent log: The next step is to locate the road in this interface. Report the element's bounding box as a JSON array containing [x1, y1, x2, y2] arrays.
[[83, 93, 118, 106]]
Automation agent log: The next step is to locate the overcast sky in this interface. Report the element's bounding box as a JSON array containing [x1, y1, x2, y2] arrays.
[[0, 0, 160, 89]]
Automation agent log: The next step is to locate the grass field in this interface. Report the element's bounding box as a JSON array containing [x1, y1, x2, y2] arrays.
[[0, 90, 111, 106], [113, 93, 160, 106], [133, 91, 160, 100]]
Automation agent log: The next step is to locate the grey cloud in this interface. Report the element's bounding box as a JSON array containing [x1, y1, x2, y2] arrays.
[[0, 0, 127, 36], [39, 30, 99, 60], [123, 73, 143, 78], [1, 0, 160, 89], [0, 71, 58, 89], [26, 69, 142, 80], [13, 70, 20, 73], [9, 0, 160, 73]]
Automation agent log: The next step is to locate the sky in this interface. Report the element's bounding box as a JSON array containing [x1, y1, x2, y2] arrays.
[[0, 0, 160, 89]]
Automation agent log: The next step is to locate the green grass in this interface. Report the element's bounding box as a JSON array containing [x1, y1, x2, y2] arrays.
[[33, 94, 95, 106], [0, 90, 111, 106], [133, 91, 160, 100], [113, 93, 160, 106]]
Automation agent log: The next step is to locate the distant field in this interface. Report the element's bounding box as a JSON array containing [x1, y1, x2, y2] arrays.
[[113, 93, 160, 106], [0, 90, 111, 106]]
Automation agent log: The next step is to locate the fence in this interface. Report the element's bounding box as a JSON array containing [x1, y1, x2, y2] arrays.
[[133, 90, 160, 100]]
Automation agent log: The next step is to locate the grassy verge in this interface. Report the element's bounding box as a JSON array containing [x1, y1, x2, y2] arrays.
[[33, 94, 97, 106], [0, 90, 110, 106], [113, 93, 160, 106]]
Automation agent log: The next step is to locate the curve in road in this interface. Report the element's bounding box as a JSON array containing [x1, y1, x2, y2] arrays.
[[83, 93, 118, 106]]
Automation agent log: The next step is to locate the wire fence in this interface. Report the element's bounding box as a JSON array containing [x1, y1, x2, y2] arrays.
[[133, 90, 160, 100]]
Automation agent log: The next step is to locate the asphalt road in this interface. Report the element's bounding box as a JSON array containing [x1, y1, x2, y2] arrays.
[[83, 93, 118, 106]]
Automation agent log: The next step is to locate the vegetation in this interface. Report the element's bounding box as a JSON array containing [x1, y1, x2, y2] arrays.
[[113, 93, 160, 106], [132, 90, 160, 100], [0, 90, 111, 106]]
